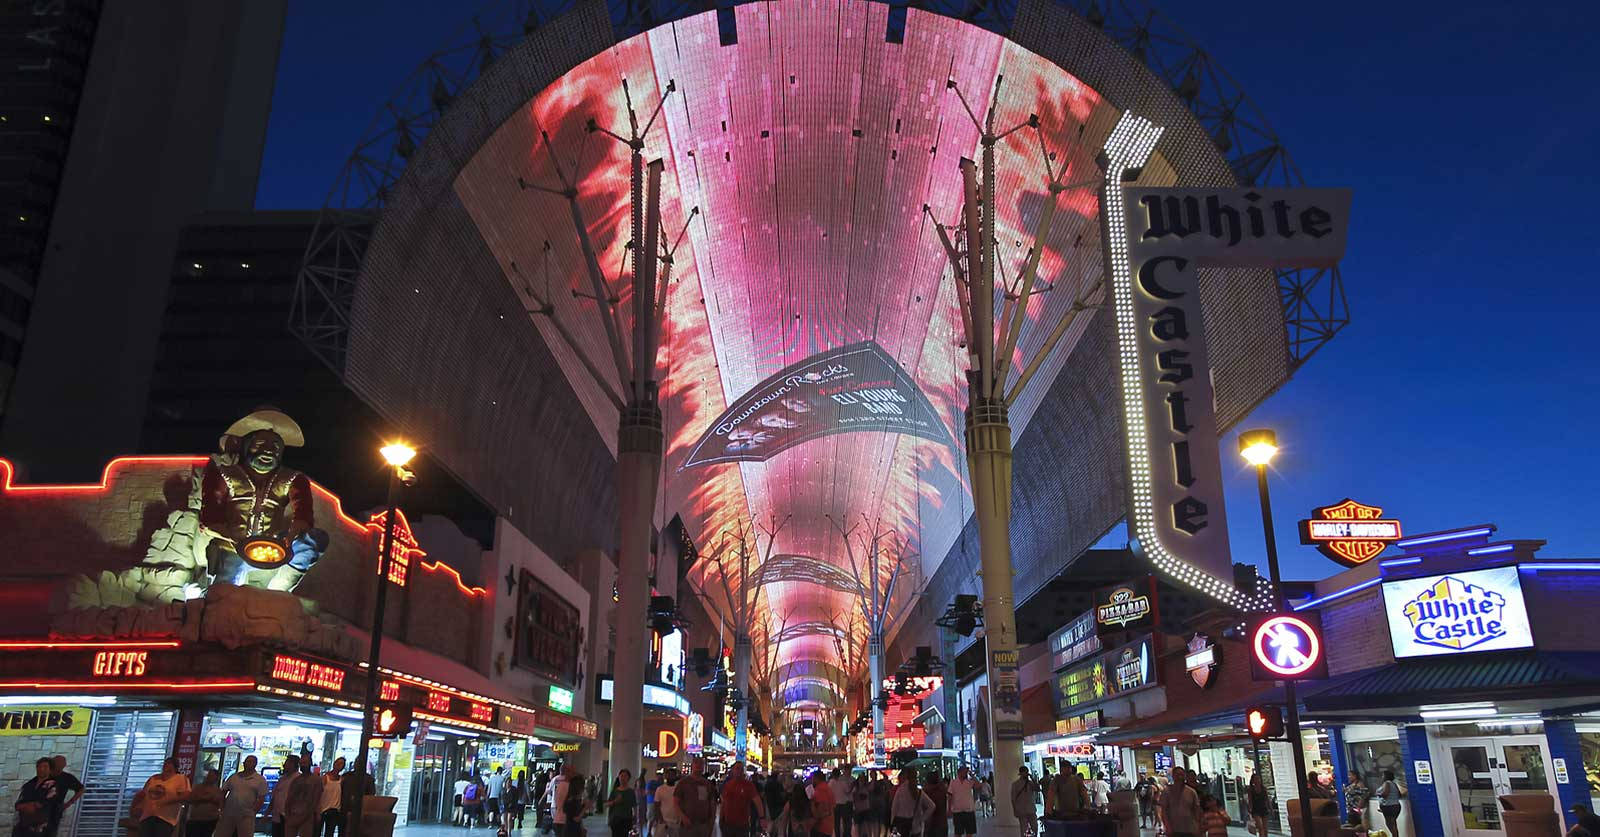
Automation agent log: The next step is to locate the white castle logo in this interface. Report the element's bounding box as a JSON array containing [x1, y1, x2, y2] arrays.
[[1400, 575, 1509, 651]]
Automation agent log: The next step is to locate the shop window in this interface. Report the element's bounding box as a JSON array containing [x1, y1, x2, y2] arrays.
[[1579, 732, 1600, 799], [1346, 738, 1403, 801]]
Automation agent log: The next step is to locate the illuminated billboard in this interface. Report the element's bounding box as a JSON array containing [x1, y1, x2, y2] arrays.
[[1382, 567, 1533, 659], [681, 342, 953, 468]]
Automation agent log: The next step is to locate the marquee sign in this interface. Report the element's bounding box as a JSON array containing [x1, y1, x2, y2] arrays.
[[1299, 499, 1403, 566], [1049, 611, 1102, 671], [1050, 637, 1157, 716], [1095, 578, 1156, 633], [1099, 113, 1350, 606], [1247, 612, 1328, 681], [680, 341, 953, 468], [0, 707, 93, 736], [1381, 566, 1533, 659], [1184, 633, 1218, 689]]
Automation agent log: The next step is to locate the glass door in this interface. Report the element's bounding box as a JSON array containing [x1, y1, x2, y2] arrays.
[[1444, 736, 1555, 837]]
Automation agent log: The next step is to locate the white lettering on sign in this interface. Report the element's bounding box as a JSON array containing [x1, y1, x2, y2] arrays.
[[1382, 567, 1534, 658], [1100, 110, 1350, 608]]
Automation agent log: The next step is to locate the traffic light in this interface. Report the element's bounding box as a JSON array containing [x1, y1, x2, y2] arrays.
[[374, 701, 413, 738], [1246, 705, 1284, 740]]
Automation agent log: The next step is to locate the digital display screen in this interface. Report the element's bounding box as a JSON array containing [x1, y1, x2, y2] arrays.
[[1382, 566, 1534, 659]]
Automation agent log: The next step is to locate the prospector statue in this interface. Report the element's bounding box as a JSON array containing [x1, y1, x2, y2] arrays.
[[200, 408, 329, 590]]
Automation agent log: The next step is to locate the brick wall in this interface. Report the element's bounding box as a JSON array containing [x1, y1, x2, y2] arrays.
[[0, 728, 92, 835]]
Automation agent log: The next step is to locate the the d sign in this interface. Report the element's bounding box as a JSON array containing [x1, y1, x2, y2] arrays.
[[1099, 112, 1351, 607], [658, 729, 681, 759]]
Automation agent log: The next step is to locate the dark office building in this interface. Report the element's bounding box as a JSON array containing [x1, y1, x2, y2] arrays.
[[144, 212, 495, 542], [0, 0, 103, 402], [1, 0, 285, 479]]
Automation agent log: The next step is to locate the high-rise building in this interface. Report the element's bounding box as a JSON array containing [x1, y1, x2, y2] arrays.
[[0, 0, 286, 480], [0, 0, 104, 405]]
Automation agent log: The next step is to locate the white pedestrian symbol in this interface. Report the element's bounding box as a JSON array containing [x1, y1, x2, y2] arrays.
[[1266, 623, 1309, 670]]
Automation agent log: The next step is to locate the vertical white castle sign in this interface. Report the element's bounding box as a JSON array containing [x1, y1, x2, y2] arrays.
[[1099, 112, 1352, 605]]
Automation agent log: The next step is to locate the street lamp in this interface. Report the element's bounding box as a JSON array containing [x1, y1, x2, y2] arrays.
[[1238, 429, 1314, 837], [351, 441, 417, 837]]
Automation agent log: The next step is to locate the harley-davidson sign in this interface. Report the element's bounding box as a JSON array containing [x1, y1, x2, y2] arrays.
[[680, 341, 953, 468], [1299, 499, 1402, 567]]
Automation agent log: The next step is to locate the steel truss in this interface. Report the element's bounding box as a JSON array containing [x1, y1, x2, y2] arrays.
[[291, 0, 1345, 377]]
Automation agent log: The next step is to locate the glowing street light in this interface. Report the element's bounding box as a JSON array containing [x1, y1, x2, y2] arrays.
[[1238, 429, 1278, 467], [380, 442, 417, 467]]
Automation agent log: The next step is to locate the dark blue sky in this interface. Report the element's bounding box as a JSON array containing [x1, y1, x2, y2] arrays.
[[257, 0, 1600, 582]]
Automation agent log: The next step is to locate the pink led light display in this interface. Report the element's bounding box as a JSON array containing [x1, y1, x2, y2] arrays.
[[455, 0, 1142, 673]]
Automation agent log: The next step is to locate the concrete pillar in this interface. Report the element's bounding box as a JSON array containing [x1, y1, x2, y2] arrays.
[[968, 395, 1021, 837], [611, 395, 663, 781]]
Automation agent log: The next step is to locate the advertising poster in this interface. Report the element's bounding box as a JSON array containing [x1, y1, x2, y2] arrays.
[[681, 341, 954, 468], [1382, 566, 1534, 658], [989, 649, 1024, 740]]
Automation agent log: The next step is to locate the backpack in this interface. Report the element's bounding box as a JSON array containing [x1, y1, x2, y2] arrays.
[[465, 783, 482, 803]]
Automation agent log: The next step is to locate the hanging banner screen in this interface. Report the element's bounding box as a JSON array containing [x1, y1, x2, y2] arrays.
[[680, 341, 953, 468]]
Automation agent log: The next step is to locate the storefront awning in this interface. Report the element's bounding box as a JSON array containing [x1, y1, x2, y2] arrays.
[[1304, 651, 1600, 713]]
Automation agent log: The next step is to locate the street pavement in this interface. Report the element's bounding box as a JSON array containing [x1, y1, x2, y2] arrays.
[[392, 816, 1263, 837]]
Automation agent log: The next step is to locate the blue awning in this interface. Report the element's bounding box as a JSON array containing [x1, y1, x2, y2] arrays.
[[1304, 652, 1600, 712]]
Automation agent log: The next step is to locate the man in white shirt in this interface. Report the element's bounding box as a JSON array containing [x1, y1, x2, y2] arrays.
[[656, 769, 681, 837], [487, 766, 507, 823], [828, 768, 853, 837], [550, 764, 574, 831], [270, 756, 301, 837], [319, 758, 346, 836], [947, 767, 978, 837], [217, 756, 270, 837], [1089, 773, 1110, 814]]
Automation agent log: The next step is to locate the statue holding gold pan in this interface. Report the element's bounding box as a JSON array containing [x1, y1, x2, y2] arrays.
[[200, 408, 329, 590]]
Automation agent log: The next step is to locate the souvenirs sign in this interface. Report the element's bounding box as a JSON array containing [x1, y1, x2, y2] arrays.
[[1299, 499, 1403, 566], [1100, 111, 1350, 597], [1381, 566, 1533, 659]]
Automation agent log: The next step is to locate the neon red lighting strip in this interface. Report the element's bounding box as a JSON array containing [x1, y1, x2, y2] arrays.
[[0, 680, 255, 691], [0, 456, 486, 598], [0, 640, 181, 649]]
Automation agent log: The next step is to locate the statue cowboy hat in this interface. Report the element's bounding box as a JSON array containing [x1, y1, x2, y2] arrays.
[[221, 407, 305, 448]]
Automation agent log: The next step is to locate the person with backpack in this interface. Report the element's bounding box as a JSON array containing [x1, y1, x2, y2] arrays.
[[563, 776, 589, 837], [464, 773, 486, 828], [674, 758, 716, 837]]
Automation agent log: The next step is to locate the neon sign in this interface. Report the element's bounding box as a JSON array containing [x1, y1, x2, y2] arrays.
[[269, 655, 346, 691], [368, 509, 424, 586], [548, 686, 574, 713], [381, 681, 400, 701], [470, 702, 494, 723], [428, 692, 452, 713], [92, 651, 148, 677], [1248, 613, 1327, 680], [1095, 582, 1153, 630], [1299, 499, 1402, 566], [1381, 567, 1533, 658]]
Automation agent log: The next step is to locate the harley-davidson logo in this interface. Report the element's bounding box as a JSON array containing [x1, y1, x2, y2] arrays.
[[1299, 499, 1402, 566]]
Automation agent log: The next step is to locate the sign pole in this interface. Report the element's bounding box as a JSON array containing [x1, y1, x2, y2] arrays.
[[351, 468, 401, 837], [1253, 464, 1315, 837]]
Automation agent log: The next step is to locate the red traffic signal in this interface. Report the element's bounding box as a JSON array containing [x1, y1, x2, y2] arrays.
[[374, 701, 413, 738], [1246, 705, 1284, 740]]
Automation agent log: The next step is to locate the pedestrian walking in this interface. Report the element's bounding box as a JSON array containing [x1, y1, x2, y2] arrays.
[[888, 771, 933, 837], [1008, 768, 1037, 837], [505, 775, 527, 834], [215, 756, 270, 837], [657, 769, 681, 837], [946, 768, 977, 837], [318, 758, 346, 837], [779, 781, 814, 837], [829, 769, 853, 837], [1138, 777, 1155, 828], [270, 757, 301, 837], [562, 776, 589, 837], [1246, 774, 1269, 837], [45, 756, 82, 837], [1200, 797, 1229, 837], [1377, 770, 1406, 837], [1160, 768, 1200, 837], [1343, 770, 1370, 831], [921, 774, 947, 837], [606, 770, 637, 837], [488, 767, 507, 828], [283, 757, 325, 837]]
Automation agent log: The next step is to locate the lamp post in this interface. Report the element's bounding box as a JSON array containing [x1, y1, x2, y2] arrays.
[[350, 442, 416, 837], [1239, 429, 1314, 837]]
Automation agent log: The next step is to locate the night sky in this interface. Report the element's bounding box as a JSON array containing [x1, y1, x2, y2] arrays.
[[256, 0, 1600, 583]]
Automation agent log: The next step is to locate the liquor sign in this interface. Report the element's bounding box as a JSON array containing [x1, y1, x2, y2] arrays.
[[1247, 612, 1329, 681], [1094, 577, 1156, 634], [1381, 566, 1533, 659], [1299, 499, 1403, 567], [551, 742, 581, 753], [1049, 611, 1101, 671], [1046, 742, 1097, 758], [1104, 134, 1351, 594], [1184, 633, 1219, 689]]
